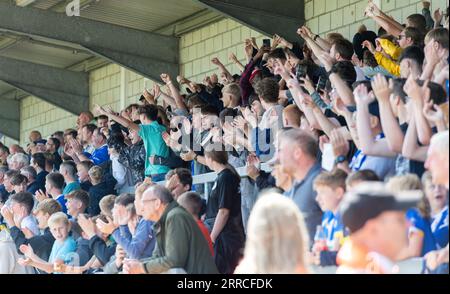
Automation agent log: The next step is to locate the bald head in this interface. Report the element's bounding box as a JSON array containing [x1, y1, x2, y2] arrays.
[[141, 185, 174, 222], [143, 185, 174, 204], [425, 131, 449, 188]]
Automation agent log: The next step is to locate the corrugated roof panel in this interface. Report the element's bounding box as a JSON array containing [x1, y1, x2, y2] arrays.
[[0, 41, 91, 68], [78, 0, 204, 32]]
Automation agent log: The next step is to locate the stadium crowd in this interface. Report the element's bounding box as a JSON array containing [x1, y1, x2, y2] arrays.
[[0, 0, 449, 274]]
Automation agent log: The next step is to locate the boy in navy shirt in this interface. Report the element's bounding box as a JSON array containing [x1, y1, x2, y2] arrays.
[[312, 169, 349, 266]]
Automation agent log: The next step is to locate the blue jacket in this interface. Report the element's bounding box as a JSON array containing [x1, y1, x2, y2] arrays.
[[112, 218, 156, 260]]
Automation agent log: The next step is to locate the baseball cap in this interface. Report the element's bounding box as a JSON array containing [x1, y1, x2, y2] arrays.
[[353, 30, 377, 60], [339, 182, 422, 233], [34, 139, 47, 145]]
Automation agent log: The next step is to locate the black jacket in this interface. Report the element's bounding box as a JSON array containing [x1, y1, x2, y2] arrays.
[[35, 171, 49, 193], [255, 171, 277, 191], [88, 235, 116, 266], [88, 181, 116, 216], [9, 226, 55, 262], [76, 237, 94, 266], [118, 141, 146, 185]]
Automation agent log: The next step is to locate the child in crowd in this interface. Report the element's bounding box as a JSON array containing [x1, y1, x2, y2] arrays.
[[177, 191, 214, 256], [77, 161, 94, 192], [18, 212, 77, 273], [312, 169, 349, 266]]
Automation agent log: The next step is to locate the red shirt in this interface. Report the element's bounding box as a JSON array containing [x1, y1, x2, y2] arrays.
[[197, 219, 214, 256]]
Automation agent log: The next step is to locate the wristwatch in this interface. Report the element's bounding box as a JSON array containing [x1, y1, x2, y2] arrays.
[[335, 155, 347, 165], [314, 34, 320, 41]]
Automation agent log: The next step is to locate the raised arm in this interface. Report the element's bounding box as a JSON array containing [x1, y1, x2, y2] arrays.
[[317, 52, 357, 106], [365, 1, 403, 37], [161, 74, 188, 112], [95, 104, 140, 132], [423, 99, 448, 133], [211, 57, 233, 81], [404, 77, 434, 145], [297, 27, 328, 62], [354, 84, 397, 157], [309, 103, 340, 138], [372, 75, 404, 153], [401, 117, 428, 162], [332, 96, 361, 148], [229, 53, 245, 72], [301, 26, 332, 52]]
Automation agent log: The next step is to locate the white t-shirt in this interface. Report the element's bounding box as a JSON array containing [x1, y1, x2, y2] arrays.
[[20, 215, 40, 236]]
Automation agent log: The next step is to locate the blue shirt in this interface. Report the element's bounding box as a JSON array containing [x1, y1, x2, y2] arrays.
[[431, 206, 449, 249], [55, 194, 68, 214], [284, 163, 323, 246], [406, 208, 437, 256], [63, 181, 81, 196], [48, 236, 77, 264], [90, 145, 110, 166], [321, 211, 348, 251], [111, 218, 156, 260], [0, 184, 9, 203], [138, 121, 170, 176], [349, 133, 396, 179]]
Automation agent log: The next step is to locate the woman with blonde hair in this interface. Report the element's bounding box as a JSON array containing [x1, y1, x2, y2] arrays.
[[235, 192, 309, 274]]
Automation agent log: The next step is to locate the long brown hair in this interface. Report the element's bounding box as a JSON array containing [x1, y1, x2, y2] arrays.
[[205, 149, 240, 182]]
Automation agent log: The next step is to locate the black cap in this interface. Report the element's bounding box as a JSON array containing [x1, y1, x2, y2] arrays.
[[353, 30, 377, 60], [34, 139, 47, 145], [339, 183, 422, 233]]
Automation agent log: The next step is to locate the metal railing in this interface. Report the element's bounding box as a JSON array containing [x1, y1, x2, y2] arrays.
[[158, 163, 272, 198]]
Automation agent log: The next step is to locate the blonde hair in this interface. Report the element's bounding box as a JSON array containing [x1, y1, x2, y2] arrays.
[[387, 174, 422, 193], [47, 212, 70, 228], [88, 165, 103, 183], [235, 192, 308, 274], [35, 199, 61, 216], [99, 194, 116, 219]]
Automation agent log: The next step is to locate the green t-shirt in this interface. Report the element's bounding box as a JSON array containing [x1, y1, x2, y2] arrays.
[[138, 121, 170, 176], [63, 181, 81, 196]]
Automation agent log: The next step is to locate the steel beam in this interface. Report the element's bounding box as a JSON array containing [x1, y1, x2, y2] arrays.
[[0, 98, 20, 141], [195, 0, 305, 43], [0, 56, 89, 115], [0, 2, 180, 82]]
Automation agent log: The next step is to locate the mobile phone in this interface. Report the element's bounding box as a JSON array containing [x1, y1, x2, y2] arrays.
[[296, 64, 308, 81], [316, 76, 328, 91], [262, 39, 271, 48]]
